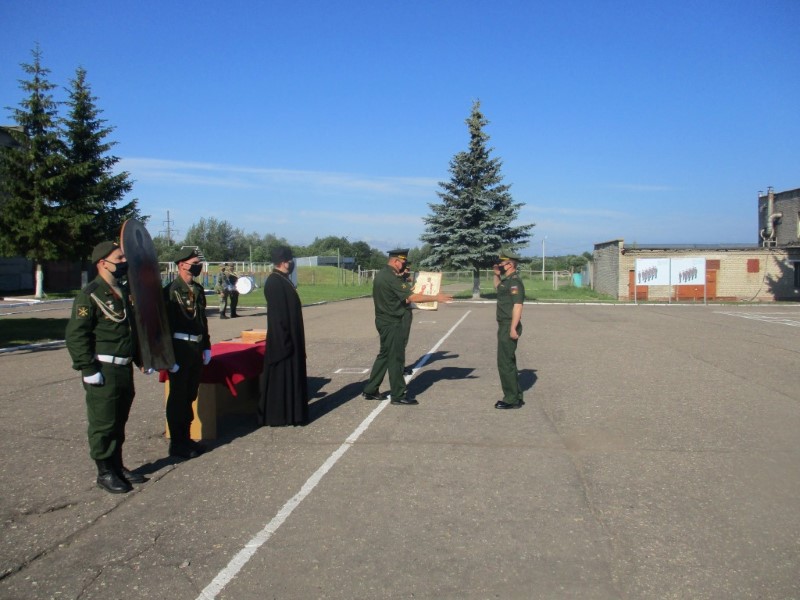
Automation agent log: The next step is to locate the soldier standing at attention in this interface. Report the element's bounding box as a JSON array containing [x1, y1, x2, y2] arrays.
[[215, 264, 233, 319], [164, 248, 211, 458], [363, 249, 453, 405], [493, 248, 525, 409], [66, 241, 147, 494]]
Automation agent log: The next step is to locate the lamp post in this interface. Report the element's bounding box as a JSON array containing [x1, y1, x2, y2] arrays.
[[542, 236, 547, 280]]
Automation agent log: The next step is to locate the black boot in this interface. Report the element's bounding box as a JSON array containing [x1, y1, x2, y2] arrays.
[[95, 459, 132, 494], [112, 448, 147, 484]]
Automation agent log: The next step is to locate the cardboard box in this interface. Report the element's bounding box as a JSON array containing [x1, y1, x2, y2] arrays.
[[240, 329, 267, 343]]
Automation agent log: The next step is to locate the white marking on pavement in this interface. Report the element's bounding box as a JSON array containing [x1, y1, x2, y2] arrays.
[[196, 309, 472, 600], [716, 311, 800, 327], [334, 368, 370, 374], [404, 310, 471, 379]]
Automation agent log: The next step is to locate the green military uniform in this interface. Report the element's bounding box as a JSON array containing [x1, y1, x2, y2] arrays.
[[215, 265, 234, 318], [364, 251, 414, 401], [66, 276, 139, 459], [496, 251, 525, 406], [400, 266, 413, 373], [65, 241, 144, 493], [164, 256, 210, 448]]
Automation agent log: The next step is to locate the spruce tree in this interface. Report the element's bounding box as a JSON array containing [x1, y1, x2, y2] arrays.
[[0, 46, 68, 298], [61, 66, 140, 261], [420, 100, 533, 298]]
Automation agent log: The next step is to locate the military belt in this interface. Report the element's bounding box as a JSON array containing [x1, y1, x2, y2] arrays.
[[96, 354, 133, 365], [173, 333, 203, 342]]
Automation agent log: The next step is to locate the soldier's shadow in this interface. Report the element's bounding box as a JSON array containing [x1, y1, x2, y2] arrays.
[[308, 380, 363, 423], [519, 368, 538, 392]]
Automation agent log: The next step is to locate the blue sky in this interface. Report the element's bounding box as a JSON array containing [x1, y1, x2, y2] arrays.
[[2, 1, 799, 257]]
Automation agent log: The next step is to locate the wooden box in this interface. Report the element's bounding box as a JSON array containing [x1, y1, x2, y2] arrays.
[[240, 329, 267, 344]]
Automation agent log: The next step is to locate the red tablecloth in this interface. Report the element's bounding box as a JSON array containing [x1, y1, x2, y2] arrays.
[[159, 341, 265, 396]]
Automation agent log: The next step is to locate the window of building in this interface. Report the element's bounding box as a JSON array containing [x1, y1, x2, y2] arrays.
[[794, 263, 800, 289]]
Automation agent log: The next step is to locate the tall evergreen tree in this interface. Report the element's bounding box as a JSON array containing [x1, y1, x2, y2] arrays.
[[420, 100, 534, 297], [61, 66, 140, 261], [0, 46, 68, 298]]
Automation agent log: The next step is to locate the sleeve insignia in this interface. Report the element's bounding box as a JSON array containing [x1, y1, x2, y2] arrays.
[[77, 306, 90, 318], [510, 286, 519, 295]]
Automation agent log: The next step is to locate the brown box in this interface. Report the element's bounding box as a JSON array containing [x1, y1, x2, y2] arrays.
[[240, 329, 267, 344]]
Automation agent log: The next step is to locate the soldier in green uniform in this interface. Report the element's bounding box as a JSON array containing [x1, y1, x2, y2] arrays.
[[493, 248, 526, 409], [164, 248, 211, 458], [215, 264, 234, 319], [66, 241, 147, 494], [399, 262, 414, 375], [363, 249, 453, 405]]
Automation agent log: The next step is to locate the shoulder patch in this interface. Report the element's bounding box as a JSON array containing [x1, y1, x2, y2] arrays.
[[510, 286, 519, 295], [76, 305, 91, 318]]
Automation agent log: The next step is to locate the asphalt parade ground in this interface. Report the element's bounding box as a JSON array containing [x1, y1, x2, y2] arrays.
[[1, 298, 799, 599]]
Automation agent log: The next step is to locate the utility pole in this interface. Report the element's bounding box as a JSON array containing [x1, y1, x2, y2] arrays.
[[542, 236, 547, 280], [160, 210, 178, 245]]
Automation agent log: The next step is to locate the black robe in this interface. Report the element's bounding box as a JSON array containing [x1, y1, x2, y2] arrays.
[[259, 270, 308, 426]]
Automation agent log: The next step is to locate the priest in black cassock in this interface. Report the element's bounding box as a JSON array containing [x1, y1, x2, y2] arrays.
[[259, 246, 309, 426]]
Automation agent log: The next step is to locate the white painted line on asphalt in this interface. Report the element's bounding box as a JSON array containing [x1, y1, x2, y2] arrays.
[[196, 309, 472, 600], [405, 310, 471, 379], [334, 368, 369, 374], [716, 311, 800, 327]]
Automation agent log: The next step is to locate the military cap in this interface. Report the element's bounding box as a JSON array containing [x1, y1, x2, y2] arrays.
[[499, 247, 522, 261], [271, 245, 294, 264], [91, 241, 119, 264], [388, 248, 410, 261], [173, 247, 199, 264]]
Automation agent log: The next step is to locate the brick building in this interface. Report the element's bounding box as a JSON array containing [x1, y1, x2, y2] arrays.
[[593, 186, 800, 302]]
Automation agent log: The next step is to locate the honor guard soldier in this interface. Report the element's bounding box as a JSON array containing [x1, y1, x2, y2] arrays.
[[493, 247, 526, 409], [66, 241, 147, 494], [164, 248, 211, 458], [363, 249, 453, 405]]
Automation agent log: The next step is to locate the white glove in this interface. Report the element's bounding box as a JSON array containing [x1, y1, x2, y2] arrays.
[[202, 350, 212, 365], [169, 363, 180, 373], [143, 368, 155, 375], [83, 372, 104, 386]]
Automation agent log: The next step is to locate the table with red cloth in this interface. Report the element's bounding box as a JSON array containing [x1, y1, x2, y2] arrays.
[[161, 340, 265, 440]]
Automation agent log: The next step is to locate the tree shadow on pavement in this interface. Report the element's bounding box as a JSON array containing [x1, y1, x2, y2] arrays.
[[408, 366, 477, 396], [407, 350, 459, 370]]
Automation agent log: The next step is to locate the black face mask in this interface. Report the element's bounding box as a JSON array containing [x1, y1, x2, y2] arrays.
[[287, 260, 295, 275], [188, 263, 203, 277], [107, 261, 128, 279]]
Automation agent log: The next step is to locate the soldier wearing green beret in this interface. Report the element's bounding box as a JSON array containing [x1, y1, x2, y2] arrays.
[[363, 249, 453, 405], [493, 247, 526, 409], [163, 248, 211, 458], [65, 241, 147, 494]]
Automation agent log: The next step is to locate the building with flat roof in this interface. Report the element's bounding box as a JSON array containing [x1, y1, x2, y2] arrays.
[[593, 187, 800, 302]]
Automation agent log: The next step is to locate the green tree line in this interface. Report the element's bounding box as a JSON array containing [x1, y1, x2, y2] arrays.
[[0, 46, 141, 297]]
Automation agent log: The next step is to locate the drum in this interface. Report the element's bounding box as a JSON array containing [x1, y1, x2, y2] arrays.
[[235, 276, 254, 295]]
